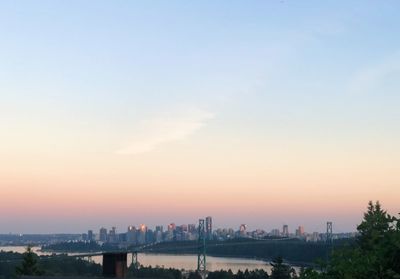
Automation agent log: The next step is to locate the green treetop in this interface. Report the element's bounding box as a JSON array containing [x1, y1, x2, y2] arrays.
[[15, 246, 43, 276]]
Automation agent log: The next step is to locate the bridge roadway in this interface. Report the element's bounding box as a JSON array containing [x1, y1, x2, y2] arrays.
[[0, 237, 301, 263], [70, 241, 163, 258], [71, 236, 300, 258]]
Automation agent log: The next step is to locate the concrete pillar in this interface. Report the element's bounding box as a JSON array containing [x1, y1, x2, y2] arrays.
[[102, 252, 127, 278]]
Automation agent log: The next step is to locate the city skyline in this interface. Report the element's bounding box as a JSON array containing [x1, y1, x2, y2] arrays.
[[0, 216, 361, 235], [1, 1, 400, 234]]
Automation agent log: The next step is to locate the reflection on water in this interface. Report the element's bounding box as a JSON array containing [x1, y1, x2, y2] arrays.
[[0, 246, 51, 255], [127, 253, 273, 273], [0, 246, 275, 273]]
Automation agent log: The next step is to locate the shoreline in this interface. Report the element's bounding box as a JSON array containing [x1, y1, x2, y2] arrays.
[[38, 249, 316, 267]]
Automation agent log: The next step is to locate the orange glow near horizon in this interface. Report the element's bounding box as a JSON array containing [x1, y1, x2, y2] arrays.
[[2, 140, 399, 233], [1, 1, 400, 234]]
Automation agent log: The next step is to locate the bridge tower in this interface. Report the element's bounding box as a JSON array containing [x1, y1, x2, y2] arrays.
[[326, 221, 333, 263], [131, 251, 139, 269], [197, 219, 206, 275], [103, 252, 128, 278], [326, 222, 333, 244]]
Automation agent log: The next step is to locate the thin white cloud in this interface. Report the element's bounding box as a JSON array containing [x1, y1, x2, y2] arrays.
[[116, 108, 214, 155], [348, 51, 400, 95]]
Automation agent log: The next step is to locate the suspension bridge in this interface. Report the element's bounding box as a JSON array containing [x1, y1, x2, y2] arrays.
[[0, 220, 334, 278]]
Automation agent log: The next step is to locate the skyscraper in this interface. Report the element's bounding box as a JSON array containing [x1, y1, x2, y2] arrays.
[[271, 229, 280, 237], [206, 216, 212, 240], [167, 223, 176, 232], [99, 227, 108, 242], [138, 224, 147, 244], [239, 224, 247, 237], [127, 226, 137, 244], [282, 225, 289, 237], [108, 227, 117, 243], [188, 224, 196, 233], [155, 226, 163, 242], [88, 230, 94, 241], [155, 225, 163, 233], [295, 226, 305, 237]]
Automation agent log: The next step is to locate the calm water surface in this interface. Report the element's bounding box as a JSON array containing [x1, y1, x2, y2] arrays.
[[0, 246, 280, 273]]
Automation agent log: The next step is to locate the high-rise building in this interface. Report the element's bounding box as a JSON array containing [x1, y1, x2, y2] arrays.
[[108, 227, 117, 243], [138, 224, 147, 244], [271, 229, 280, 237], [146, 229, 154, 243], [155, 226, 163, 233], [127, 226, 137, 244], [205, 216, 212, 240], [167, 223, 176, 232], [295, 226, 305, 237], [140, 224, 147, 232], [155, 226, 163, 242], [99, 227, 108, 242], [82, 233, 88, 241], [180, 224, 188, 232], [188, 224, 196, 233], [239, 224, 247, 237], [88, 230, 94, 241], [282, 225, 289, 237], [312, 232, 320, 242], [118, 233, 127, 242]]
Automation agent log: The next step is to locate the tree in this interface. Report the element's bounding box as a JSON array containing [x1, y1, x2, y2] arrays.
[[324, 201, 400, 279], [357, 201, 394, 251], [207, 270, 234, 279], [270, 257, 295, 279], [15, 246, 43, 276], [188, 271, 203, 279], [297, 267, 320, 279]]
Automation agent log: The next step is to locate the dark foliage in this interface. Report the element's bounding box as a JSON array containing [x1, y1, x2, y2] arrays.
[[0, 251, 24, 278], [321, 201, 400, 279], [188, 271, 203, 279], [127, 265, 182, 279], [270, 257, 295, 279], [143, 239, 346, 264], [42, 241, 102, 252], [207, 269, 268, 279], [38, 255, 102, 277], [15, 247, 43, 276], [0, 249, 101, 278]]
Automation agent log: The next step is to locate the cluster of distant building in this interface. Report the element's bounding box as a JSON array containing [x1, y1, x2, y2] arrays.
[[83, 217, 213, 245], [0, 217, 357, 247], [209, 224, 355, 242], [0, 219, 358, 247], [81, 217, 357, 246]]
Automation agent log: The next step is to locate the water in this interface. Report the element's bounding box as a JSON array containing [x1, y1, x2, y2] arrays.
[[0, 246, 277, 273]]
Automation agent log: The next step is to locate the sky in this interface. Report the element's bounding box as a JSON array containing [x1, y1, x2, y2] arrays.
[[1, 0, 400, 234]]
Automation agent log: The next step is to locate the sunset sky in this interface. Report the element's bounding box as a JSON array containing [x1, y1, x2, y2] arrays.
[[1, 1, 400, 234]]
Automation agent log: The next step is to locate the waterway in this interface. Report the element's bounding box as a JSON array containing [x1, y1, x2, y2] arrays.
[[0, 246, 281, 273]]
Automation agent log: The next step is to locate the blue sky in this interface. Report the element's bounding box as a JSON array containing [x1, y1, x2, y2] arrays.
[[2, 1, 399, 118], [1, 1, 400, 233]]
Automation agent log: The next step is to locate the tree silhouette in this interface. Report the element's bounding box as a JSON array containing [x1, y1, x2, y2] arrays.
[[15, 246, 43, 276], [357, 200, 394, 250], [188, 271, 203, 279], [325, 201, 400, 278], [270, 257, 295, 279]]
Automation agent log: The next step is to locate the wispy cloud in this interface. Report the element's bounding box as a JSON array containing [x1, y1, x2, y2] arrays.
[[116, 108, 214, 155], [348, 51, 400, 95]]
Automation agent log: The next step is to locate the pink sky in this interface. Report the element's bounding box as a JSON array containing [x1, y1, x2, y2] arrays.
[[1, 1, 400, 234]]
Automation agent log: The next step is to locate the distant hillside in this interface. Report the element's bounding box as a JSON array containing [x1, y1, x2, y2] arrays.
[[141, 238, 354, 265], [42, 241, 103, 252], [41, 238, 354, 265]]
